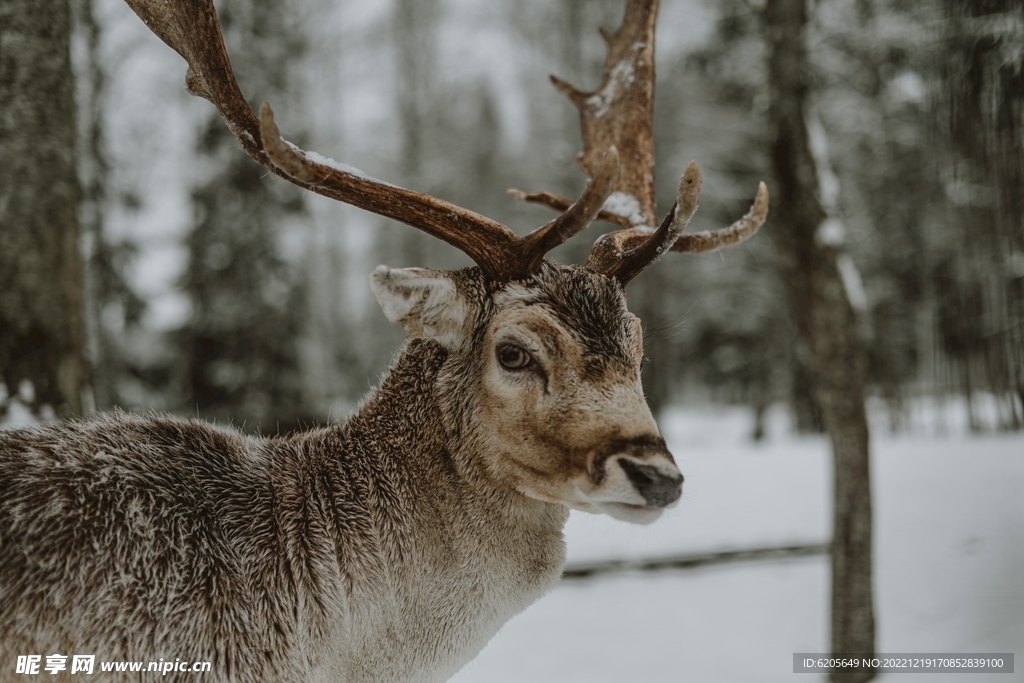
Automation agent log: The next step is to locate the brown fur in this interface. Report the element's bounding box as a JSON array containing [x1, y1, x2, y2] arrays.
[[0, 262, 680, 682]]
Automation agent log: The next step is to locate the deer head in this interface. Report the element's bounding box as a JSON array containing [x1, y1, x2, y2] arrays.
[[368, 262, 678, 523], [123, 0, 768, 524]]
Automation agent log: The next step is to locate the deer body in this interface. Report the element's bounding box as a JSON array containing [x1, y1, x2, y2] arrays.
[[0, 264, 678, 682]]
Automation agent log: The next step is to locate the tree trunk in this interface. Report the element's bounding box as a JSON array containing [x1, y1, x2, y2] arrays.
[[0, 0, 86, 421], [763, 0, 876, 679], [180, 0, 309, 431], [938, 0, 1024, 428], [74, 0, 123, 412]]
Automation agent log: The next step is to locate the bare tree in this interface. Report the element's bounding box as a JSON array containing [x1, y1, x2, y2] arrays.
[[935, 0, 1024, 427], [73, 0, 146, 413], [375, 0, 452, 273], [763, 0, 876, 677], [0, 0, 87, 423], [179, 0, 310, 429]]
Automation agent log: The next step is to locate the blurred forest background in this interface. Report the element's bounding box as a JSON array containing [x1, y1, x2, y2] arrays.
[[1, 0, 1022, 436]]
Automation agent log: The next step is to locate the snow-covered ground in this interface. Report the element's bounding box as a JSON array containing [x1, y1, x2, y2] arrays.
[[452, 404, 1024, 682]]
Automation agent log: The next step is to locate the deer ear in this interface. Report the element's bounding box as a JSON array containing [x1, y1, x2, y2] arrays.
[[369, 266, 469, 349]]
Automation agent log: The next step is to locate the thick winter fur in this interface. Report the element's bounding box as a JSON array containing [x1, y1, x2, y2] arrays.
[[0, 262, 682, 682]]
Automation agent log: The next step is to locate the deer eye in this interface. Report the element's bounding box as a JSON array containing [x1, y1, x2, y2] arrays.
[[497, 344, 533, 370]]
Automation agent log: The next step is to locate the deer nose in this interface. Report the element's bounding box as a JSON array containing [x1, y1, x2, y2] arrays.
[[617, 457, 683, 507]]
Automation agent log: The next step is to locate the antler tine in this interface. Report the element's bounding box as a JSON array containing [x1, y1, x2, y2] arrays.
[[549, 0, 659, 230], [670, 181, 769, 254], [506, 190, 634, 230], [124, 0, 263, 161], [517, 148, 620, 275], [586, 173, 769, 283], [513, 0, 769, 284], [587, 160, 701, 283]]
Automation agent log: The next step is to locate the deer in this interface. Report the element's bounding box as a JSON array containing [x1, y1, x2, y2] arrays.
[[0, 0, 768, 680]]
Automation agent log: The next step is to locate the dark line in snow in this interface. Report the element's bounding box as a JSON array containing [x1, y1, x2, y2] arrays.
[[560, 542, 830, 580]]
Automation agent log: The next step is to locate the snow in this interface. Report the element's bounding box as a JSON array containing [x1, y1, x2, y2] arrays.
[[602, 191, 649, 228], [451, 404, 1024, 683], [816, 217, 846, 246], [282, 140, 397, 188], [0, 399, 41, 430], [807, 110, 841, 212], [0, 381, 55, 429], [587, 58, 637, 120], [888, 71, 926, 106], [837, 253, 868, 311], [302, 149, 397, 188]]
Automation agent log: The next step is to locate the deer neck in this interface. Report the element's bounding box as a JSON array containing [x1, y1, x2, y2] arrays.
[[335, 337, 567, 567], [318, 339, 567, 680], [341, 337, 568, 532]]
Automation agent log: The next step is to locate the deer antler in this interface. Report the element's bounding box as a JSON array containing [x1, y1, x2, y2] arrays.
[[511, 0, 769, 284], [123, 0, 618, 285]]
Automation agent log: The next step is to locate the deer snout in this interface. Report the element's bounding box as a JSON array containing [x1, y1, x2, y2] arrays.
[[585, 436, 684, 523], [617, 457, 683, 507]]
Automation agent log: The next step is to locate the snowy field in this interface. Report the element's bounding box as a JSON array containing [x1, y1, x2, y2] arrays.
[[452, 403, 1024, 683]]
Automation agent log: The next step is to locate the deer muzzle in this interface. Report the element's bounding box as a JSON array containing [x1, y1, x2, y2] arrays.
[[616, 457, 683, 507], [582, 435, 683, 523]]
